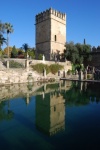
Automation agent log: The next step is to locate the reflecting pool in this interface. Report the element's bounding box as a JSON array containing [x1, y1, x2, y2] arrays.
[[0, 81, 100, 150]]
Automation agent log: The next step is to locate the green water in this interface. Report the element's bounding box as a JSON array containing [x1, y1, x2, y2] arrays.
[[0, 81, 100, 150]]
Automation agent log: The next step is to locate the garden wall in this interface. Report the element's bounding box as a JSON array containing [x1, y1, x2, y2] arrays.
[[4, 58, 72, 72], [0, 59, 72, 85]]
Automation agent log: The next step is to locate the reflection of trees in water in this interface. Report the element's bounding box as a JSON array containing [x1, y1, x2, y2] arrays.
[[86, 82, 100, 103], [0, 81, 99, 122], [62, 81, 100, 106], [0, 101, 14, 121], [35, 81, 100, 107]]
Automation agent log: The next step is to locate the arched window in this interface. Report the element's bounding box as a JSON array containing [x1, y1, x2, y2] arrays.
[[54, 35, 57, 41], [54, 106, 56, 111]]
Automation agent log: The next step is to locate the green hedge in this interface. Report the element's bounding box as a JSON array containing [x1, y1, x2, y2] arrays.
[[49, 64, 63, 74], [9, 60, 24, 68], [31, 63, 63, 74], [32, 63, 50, 74]]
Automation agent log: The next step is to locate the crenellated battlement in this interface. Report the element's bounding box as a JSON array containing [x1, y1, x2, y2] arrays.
[[36, 8, 66, 24]]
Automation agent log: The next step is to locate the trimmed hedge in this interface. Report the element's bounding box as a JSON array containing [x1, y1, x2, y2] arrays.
[[9, 60, 24, 68], [31, 63, 63, 74], [32, 63, 50, 74], [49, 64, 63, 74]]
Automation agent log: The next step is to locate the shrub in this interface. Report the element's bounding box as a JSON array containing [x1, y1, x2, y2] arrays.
[[67, 69, 72, 75], [9, 60, 24, 68], [48, 78, 55, 82], [49, 64, 63, 74], [87, 74, 92, 79], [28, 50, 35, 59], [31, 63, 63, 75], [38, 54, 43, 60], [31, 63, 50, 74]]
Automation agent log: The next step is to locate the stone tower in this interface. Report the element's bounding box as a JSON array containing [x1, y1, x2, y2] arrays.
[[35, 8, 66, 60]]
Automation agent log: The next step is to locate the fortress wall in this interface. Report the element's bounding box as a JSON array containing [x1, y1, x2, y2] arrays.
[[35, 8, 66, 60]]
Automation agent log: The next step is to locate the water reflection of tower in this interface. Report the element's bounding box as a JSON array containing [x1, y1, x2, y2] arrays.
[[36, 92, 65, 136]]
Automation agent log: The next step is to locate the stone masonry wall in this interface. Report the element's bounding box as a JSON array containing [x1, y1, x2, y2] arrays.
[[0, 59, 72, 85], [35, 8, 66, 60]]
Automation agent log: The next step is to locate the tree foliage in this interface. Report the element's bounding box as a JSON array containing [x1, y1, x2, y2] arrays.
[[0, 21, 13, 57], [0, 21, 6, 50], [38, 54, 43, 60], [28, 49, 35, 59], [64, 42, 92, 69], [31, 63, 63, 74], [0, 21, 5, 34], [22, 43, 29, 53], [0, 34, 6, 50], [9, 60, 24, 68], [32, 63, 50, 74], [4, 23, 13, 35], [49, 64, 63, 74], [4, 23, 13, 57], [11, 45, 18, 58], [4, 47, 13, 57]]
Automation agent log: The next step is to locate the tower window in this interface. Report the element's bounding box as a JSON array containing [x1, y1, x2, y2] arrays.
[[54, 106, 56, 111], [54, 35, 57, 41]]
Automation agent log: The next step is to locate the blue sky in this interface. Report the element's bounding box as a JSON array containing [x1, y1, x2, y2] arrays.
[[0, 0, 100, 49]]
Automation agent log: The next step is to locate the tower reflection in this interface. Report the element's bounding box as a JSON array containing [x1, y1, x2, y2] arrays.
[[36, 91, 65, 136]]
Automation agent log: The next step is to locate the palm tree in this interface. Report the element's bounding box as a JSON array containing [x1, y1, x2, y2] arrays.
[[0, 21, 6, 50], [22, 43, 29, 52], [4, 23, 13, 58], [22, 43, 30, 59], [0, 34, 6, 50], [0, 21, 4, 34]]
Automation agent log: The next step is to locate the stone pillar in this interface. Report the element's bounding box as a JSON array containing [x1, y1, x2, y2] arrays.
[[42, 55, 45, 61], [63, 80, 66, 89], [43, 68, 46, 78], [43, 84, 46, 91], [92, 67, 95, 73], [27, 73, 33, 83], [75, 70, 78, 79], [75, 70, 78, 75], [84, 69, 87, 80], [6, 60, 9, 69], [25, 59, 29, 68], [84, 82, 87, 91], [42, 92, 45, 99], [79, 70, 83, 81], [63, 70, 66, 78], [87, 66, 88, 71], [26, 93, 30, 105], [79, 82, 83, 91], [58, 70, 60, 76], [92, 67, 95, 80], [59, 81, 61, 91], [27, 82, 33, 90]]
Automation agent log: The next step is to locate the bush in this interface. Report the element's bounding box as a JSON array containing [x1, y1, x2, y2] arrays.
[[87, 74, 92, 79], [9, 60, 24, 68], [49, 64, 63, 74], [31, 63, 63, 75], [67, 69, 72, 75], [32, 63, 50, 74], [38, 54, 43, 60]]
